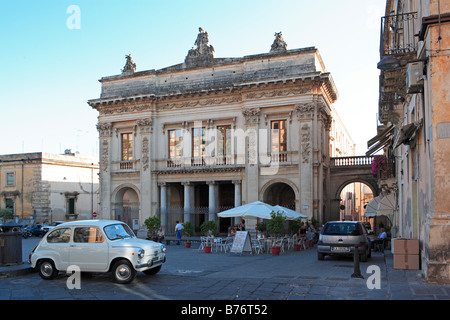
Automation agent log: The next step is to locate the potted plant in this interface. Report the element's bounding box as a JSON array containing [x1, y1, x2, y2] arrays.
[[200, 220, 218, 253], [182, 221, 194, 248], [289, 220, 303, 251], [267, 211, 286, 255], [257, 221, 267, 238], [144, 216, 161, 241]]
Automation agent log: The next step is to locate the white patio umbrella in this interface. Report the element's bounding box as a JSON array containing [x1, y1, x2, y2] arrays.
[[364, 196, 382, 217], [273, 205, 307, 220], [377, 193, 395, 216], [217, 201, 276, 219]]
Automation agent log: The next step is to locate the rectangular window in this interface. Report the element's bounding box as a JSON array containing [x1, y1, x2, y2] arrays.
[[168, 129, 183, 159], [5, 198, 14, 216], [192, 127, 206, 157], [271, 120, 287, 152], [217, 125, 232, 156], [68, 198, 75, 215], [121, 133, 133, 161], [6, 173, 15, 186], [47, 228, 71, 243], [74, 227, 104, 243]]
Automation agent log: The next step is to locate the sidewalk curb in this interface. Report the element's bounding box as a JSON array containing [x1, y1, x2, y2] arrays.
[[0, 262, 34, 279]]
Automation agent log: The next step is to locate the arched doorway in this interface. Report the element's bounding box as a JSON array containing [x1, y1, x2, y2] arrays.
[[262, 182, 296, 209], [113, 186, 140, 229]]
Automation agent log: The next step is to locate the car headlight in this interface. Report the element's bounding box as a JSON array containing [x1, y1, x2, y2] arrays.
[[161, 244, 166, 253], [138, 249, 145, 258]]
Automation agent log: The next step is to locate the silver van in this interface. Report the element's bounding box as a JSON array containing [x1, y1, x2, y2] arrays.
[[317, 221, 371, 261]]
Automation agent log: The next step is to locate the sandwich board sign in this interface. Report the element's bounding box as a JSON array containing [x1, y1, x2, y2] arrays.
[[230, 231, 253, 255]]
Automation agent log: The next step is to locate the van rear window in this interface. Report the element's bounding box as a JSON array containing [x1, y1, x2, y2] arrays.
[[322, 223, 358, 235]]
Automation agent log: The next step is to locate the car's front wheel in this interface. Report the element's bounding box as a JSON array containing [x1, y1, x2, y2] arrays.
[[143, 265, 162, 275], [37, 260, 59, 280], [112, 259, 136, 284]]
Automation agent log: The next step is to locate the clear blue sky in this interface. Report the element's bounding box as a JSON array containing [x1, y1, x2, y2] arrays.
[[0, 0, 385, 157]]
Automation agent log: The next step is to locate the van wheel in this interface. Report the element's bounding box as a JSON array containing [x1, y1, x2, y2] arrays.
[[112, 259, 136, 284], [38, 260, 58, 280], [317, 252, 325, 260]]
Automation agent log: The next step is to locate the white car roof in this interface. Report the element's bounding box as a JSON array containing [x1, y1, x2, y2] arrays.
[[57, 219, 127, 228]]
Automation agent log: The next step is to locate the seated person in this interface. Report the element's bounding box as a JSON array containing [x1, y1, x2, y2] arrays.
[[372, 228, 387, 251], [156, 227, 165, 243]]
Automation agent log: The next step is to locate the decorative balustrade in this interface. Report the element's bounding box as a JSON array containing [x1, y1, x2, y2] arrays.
[[331, 156, 374, 167], [112, 160, 140, 172]]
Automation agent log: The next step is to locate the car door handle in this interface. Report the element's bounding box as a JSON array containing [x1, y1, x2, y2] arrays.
[[70, 245, 76, 247]]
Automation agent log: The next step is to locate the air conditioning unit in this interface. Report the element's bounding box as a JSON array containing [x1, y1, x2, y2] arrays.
[[406, 61, 424, 94]]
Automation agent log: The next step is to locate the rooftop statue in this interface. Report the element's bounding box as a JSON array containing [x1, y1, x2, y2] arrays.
[[122, 54, 137, 74], [270, 32, 288, 53], [185, 27, 215, 65]]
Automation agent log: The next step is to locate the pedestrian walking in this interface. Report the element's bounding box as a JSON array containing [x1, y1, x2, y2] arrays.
[[175, 221, 183, 245]]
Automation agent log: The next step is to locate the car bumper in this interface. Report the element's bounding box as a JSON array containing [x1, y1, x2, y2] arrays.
[[135, 256, 166, 269], [317, 244, 366, 255]]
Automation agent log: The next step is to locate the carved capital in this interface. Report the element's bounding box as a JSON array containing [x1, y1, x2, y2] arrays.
[[137, 118, 153, 134], [96, 122, 113, 137], [242, 107, 261, 124], [295, 104, 315, 120]]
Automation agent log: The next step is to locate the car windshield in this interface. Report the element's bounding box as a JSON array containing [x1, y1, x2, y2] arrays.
[[323, 223, 358, 235], [103, 223, 135, 240]]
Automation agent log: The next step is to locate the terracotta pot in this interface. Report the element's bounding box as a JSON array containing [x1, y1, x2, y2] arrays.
[[294, 244, 301, 251], [203, 245, 212, 253], [271, 246, 281, 256], [185, 241, 191, 248]]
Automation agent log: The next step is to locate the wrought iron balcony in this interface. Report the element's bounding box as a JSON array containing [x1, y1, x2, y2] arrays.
[[380, 12, 419, 58]]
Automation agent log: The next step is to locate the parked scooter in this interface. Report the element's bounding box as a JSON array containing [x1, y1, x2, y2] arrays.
[[22, 227, 33, 238]]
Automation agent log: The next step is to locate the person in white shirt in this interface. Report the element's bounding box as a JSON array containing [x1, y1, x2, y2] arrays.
[[175, 221, 183, 245]]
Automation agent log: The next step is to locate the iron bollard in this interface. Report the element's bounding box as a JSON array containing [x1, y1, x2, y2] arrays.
[[351, 244, 364, 279]]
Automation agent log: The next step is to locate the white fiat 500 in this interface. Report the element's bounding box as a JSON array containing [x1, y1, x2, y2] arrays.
[[30, 220, 166, 284]]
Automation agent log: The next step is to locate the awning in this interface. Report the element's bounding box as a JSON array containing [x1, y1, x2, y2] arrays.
[[364, 196, 382, 217], [377, 193, 395, 216], [363, 193, 395, 218], [366, 125, 395, 156], [393, 119, 423, 148]]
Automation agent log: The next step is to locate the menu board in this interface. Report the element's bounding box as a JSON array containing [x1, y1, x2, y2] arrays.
[[230, 231, 253, 255]]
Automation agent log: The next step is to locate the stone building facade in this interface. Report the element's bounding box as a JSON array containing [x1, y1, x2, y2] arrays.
[[375, 0, 450, 283], [0, 152, 99, 224], [89, 30, 354, 234]]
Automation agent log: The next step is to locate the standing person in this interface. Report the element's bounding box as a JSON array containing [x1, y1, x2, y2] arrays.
[[175, 221, 183, 245]]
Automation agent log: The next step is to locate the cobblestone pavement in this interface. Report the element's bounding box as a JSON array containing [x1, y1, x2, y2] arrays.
[[1, 238, 449, 301]]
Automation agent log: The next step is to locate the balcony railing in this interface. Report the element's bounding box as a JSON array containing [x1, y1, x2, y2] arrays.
[[331, 156, 374, 167], [111, 160, 140, 172], [380, 12, 418, 57], [161, 152, 296, 171]]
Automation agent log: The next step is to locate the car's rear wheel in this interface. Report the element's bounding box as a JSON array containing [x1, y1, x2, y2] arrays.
[[317, 252, 325, 260], [37, 260, 59, 280], [112, 259, 136, 284]]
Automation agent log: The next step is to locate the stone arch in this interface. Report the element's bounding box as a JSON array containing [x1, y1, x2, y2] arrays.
[[260, 179, 299, 210], [330, 178, 379, 222], [334, 178, 378, 200], [112, 184, 141, 228]]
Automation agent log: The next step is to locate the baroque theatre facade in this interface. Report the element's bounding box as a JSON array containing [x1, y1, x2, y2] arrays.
[[89, 29, 350, 234]]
